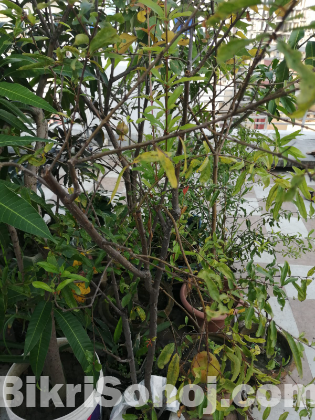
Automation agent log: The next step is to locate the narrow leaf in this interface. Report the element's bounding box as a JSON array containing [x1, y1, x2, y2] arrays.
[[0, 82, 55, 113], [158, 343, 175, 369], [157, 148, 177, 188], [114, 317, 123, 343], [284, 331, 303, 378], [109, 166, 127, 203], [0, 184, 52, 239], [54, 309, 97, 378], [30, 316, 52, 380], [24, 301, 52, 356], [167, 353, 180, 385]]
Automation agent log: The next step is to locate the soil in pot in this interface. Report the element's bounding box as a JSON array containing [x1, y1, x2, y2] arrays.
[[251, 332, 293, 378], [11, 352, 86, 420], [240, 325, 294, 378]]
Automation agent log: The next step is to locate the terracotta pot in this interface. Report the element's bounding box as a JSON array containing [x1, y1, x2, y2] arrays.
[[180, 283, 241, 333]]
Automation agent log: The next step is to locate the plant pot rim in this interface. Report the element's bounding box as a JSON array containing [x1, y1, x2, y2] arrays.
[[3, 337, 103, 420]]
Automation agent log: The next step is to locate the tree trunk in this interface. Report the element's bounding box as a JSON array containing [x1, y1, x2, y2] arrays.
[[43, 312, 67, 402]]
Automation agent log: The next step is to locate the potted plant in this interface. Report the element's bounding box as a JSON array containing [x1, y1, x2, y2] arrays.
[[0, 1, 315, 420]]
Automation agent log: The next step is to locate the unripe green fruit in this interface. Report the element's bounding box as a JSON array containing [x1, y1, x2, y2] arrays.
[[116, 121, 128, 140]]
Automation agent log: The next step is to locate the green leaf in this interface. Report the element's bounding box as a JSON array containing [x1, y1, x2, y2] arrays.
[[262, 406, 271, 420], [167, 85, 184, 108], [207, 0, 261, 26], [24, 301, 52, 356], [122, 415, 138, 420], [198, 269, 220, 302], [217, 38, 251, 63], [157, 343, 175, 369], [167, 353, 180, 385], [138, 0, 164, 17], [0, 82, 55, 113], [280, 130, 302, 146], [307, 266, 315, 276], [32, 281, 54, 292], [305, 41, 315, 66], [266, 321, 277, 358], [37, 262, 59, 273], [226, 348, 241, 382], [278, 413, 289, 420], [244, 307, 255, 330], [0, 355, 30, 363], [30, 315, 52, 380], [266, 185, 278, 211], [56, 279, 76, 292], [172, 76, 205, 85], [283, 332, 303, 378], [280, 261, 289, 286], [233, 171, 247, 195], [114, 317, 123, 343], [60, 272, 88, 282], [0, 109, 34, 135], [0, 0, 22, 13], [54, 309, 97, 378], [295, 192, 307, 220], [0, 98, 32, 124], [278, 41, 315, 118], [61, 285, 79, 312], [288, 29, 304, 49], [74, 34, 89, 45], [121, 293, 132, 308], [292, 167, 312, 200], [89, 25, 119, 53], [109, 166, 127, 203], [275, 60, 289, 86]]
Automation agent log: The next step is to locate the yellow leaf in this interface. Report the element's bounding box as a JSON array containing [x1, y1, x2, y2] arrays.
[[133, 151, 159, 164], [219, 156, 237, 164], [249, 5, 259, 13], [110, 166, 127, 203], [226, 58, 235, 64], [137, 10, 146, 22], [236, 31, 247, 39], [44, 142, 54, 153], [197, 156, 209, 173], [90, 59, 103, 71], [150, 33, 158, 43], [178, 38, 189, 46], [157, 148, 178, 188], [263, 5, 269, 11], [248, 48, 258, 57], [152, 40, 165, 46], [161, 30, 175, 42], [118, 33, 137, 54]]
